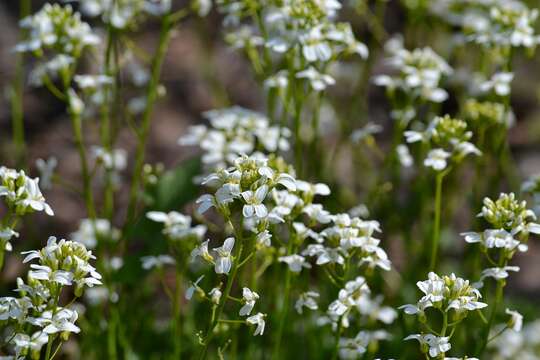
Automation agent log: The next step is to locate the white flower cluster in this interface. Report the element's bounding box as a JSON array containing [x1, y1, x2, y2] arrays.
[[147, 211, 207, 241], [405, 115, 481, 171], [71, 218, 120, 249], [219, 0, 367, 92], [461, 193, 540, 284], [1, 166, 53, 256], [319, 277, 395, 358], [463, 99, 513, 128], [65, 0, 171, 29], [0, 237, 101, 358], [467, 2, 540, 49], [431, 0, 540, 50], [179, 107, 291, 172], [15, 4, 100, 85], [302, 213, 391, 271], [374, 36, 453, 109], [401, 272, 487, 359], [0, 166, 54, 218]]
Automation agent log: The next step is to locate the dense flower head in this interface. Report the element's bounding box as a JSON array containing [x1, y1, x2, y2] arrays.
[[64, 0, 171, 28], [16, 4, 99, 56], [404, 333, 451, 358], [22, 236, 102, 296], [431, 0, 540, 50], [400, 272, 487, 317], [71, 218, 120, 249], [0, 166, 54, 217], [196, 154, 296, 224], [146, 211, 207, 241], [478, 193, 540, 234], [463, 99, 511, 127], [315, 213, 391, 271], [467, 2, 540, 49], [179, 107, 291, 172], [0, 238, 102, 357], [405, 115, 481, 171], [374, 37, 452, 104]]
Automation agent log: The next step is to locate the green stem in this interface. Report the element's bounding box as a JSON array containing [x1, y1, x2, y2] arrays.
[[271, 263, 292, 359], [124, 13, 177, 228], [70, 111, 96, 219], [44, 336, 55, 360], [198, 241, 244, 359], [331, 317, 344, 360], [10, 0, 31, 167], [478, 274, 506, 355], [107, 305, 118, 360], [293, 88, 304, 177], [429, 170, 447, 271], [272, 228, 296, 359], [172, 270, 183, 359]]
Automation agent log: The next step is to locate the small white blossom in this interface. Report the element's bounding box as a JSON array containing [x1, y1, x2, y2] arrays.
[[239, 287, 259, 316], [246, 313, 266, 336]]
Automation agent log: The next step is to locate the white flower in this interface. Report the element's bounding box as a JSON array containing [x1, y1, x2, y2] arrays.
[[191, 240, 213, 262], [185, 275, 205, 300], [476, 266, 520, 288], [13, 331, 48, 355], [146, 211, 206, 241], [209, 287, 222, 304], [296, 67, 336, 91], [424, 149, 451, 171], [193, 0, 212, 17], [29, 265, 73, 285], [239, 287, 259, 316], [92, 146, 127, 171], [506, 308, 523, 332], [71, 218, 119, 249], [303, 204, 332, 224], [20, 177, 54, 216], [296, 181, 331, 197], [264, 70, 289, 89], [74, 74, 113, 89], [213, 238, 235, 274], [404, 334, 451, 358], [42, 308, 80, 334], [480, 72, 514, 96], [35, 157, 57, 190], [295, 291, 319, 314], [241, 185, 269, 219], [278, 255, 312, 273], [397, 144, 414, 167], [141, 255, 175, 270], [246, 313, 266, 336]]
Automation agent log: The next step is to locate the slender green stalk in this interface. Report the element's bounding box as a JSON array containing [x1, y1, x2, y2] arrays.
[[331, 317, 344, 360], [107, 310, 118, 360], [429, 170, 447, 271], [272, 229, 296, 359], [271, 265, 292, 359], [293, 89, 304, 177], [70, 111, 96, 219], [124, 13, 178, 227], [10, 0, 31, 167], [478, 259, 507, 355], [100, 22, 118, 222], [198, 242, 244, 359], [172, 269, 183, 359], [44, 337, 55, 360]]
